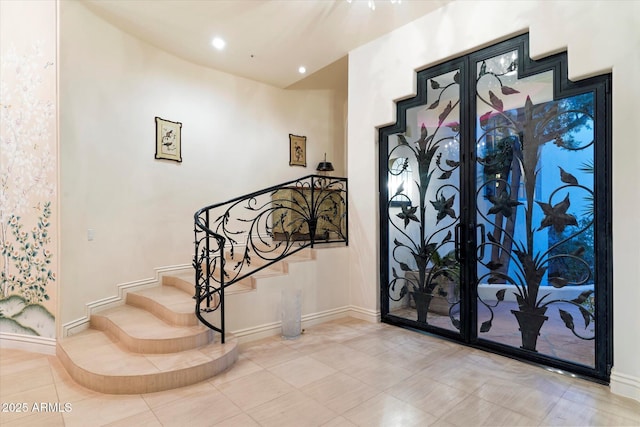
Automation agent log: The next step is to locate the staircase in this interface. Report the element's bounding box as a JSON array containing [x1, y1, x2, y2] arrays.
[[56, 248, 317, 394], [56, 272, 235, 394], [57, 175, 346, 394]]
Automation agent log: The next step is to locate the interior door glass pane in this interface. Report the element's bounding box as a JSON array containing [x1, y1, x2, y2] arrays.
[[475, 50, 596, 366], [386, 68, 461, 334]]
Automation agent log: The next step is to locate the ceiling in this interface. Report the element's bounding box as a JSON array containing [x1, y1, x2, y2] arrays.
[[83, 0, 450, 89]]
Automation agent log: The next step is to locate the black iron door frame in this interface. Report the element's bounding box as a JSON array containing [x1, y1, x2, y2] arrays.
[[379, 33, 612, 382]]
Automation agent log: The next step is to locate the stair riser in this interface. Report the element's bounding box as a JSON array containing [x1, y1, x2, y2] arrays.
[[126, 292, 198, 327], [56, 342, 237, 394], [199, 262, 286, 283], [90, 315, 214, 354], [162, 275, 195, 295], [163, 275, 238, 301], [190, 250, 314, 293]]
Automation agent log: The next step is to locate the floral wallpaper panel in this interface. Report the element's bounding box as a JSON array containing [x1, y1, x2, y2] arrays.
[[0, 0, 57, 338]]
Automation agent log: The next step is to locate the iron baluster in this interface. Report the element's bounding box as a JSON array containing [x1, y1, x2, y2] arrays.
[[192, 175, 348, 341]]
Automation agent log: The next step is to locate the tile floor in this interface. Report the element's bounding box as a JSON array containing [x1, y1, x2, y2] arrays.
[[1, 317, 639, 426], [392, 300, 594, 366]]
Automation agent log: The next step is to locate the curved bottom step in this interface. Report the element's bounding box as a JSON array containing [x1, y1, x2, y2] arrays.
[[57, 329, 238, 394]]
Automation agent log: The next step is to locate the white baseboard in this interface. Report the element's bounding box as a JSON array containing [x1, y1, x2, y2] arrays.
[[0, 332, 56, 355], [61, 264, 192, 337], [610, 369, 640, 403], [231, 306, 351, 344], [346, 305, 380, 323], [230, 305, 378, 344]]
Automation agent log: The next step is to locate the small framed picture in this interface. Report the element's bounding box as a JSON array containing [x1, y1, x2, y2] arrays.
[[289, 134, 306, 167], [155, 117, 182, 162]]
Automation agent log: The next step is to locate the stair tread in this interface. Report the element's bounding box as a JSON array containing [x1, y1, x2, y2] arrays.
[[251, 269, 286, 278], [283, 249, 315, 261], [167, 270, 195, 283], [59, 329, 235, 375], [131, 285, 194, 314], [165, 272, 255, 294], [227, 281, 254, 294], [94, 305, 207, 339], [187, 248, 314, 291], [226, 248, 313, 264]]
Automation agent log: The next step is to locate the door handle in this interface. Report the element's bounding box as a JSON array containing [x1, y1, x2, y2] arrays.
[[477, 223, 486, 259], [455, 223, 462, 261]]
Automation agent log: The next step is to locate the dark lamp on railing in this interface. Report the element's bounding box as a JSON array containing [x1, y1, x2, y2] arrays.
[[316, 153, 334, 173]]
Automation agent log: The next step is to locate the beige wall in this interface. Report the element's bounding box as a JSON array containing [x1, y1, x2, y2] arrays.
[[0, 0, 58, 341], [59, 2, 347, 327], [348, 0, 640, 401]]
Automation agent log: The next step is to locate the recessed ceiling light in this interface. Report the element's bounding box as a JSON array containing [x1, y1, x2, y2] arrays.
[[211, 37, 226, 50], [298, 66, 306, 74]]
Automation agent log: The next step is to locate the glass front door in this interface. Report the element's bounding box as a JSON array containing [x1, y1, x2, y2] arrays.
[[385, 65, 462, 336], [380, 34, 611, 381]]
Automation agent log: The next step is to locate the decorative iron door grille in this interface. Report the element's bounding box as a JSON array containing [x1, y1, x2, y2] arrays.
[[379, 34, 612, 382]]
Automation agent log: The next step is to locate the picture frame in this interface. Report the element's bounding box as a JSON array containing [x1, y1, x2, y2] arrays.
[[289, 134, 306, 167], [155, 117, 182, 162]]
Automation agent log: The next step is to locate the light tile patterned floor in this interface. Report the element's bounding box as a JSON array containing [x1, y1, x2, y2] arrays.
[[391, 301, 594, 367], [1, 317, 639, 426]]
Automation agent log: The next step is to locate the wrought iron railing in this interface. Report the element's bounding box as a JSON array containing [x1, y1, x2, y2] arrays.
[[193, 175, 348, 342]]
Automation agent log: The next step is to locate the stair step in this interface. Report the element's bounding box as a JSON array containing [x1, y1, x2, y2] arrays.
[[164, 270, 255, 296], [193, 248, 315, 291], [57, 247, 317, 395], [162, 270, 198, 295], [230, 277, 254, 291], [251, 265, 287, 278], [90, 305, 213, 353], [57, 329, 237, 394], [127, 282, 198, 326], [226, 247, 315, 266], [284, 248, 316, 262]]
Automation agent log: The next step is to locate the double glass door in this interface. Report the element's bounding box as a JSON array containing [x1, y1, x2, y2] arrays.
[[380, 34, 611, 381]]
